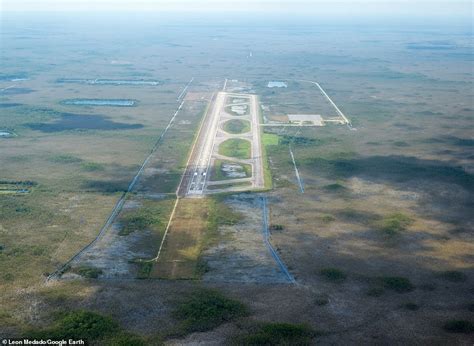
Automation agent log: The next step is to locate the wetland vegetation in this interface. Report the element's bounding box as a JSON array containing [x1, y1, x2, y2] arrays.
[[0, 6, 472, 345]]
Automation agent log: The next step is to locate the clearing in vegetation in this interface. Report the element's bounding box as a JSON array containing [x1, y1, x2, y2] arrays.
[[151, 199, 211, 279]]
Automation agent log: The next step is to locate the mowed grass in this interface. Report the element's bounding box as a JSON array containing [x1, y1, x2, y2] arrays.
[[223, 119, 251, 134], [218, 138, 251, 159]]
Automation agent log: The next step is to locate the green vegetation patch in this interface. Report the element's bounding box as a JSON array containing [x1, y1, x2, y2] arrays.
[[232, 322, 318, 345], [81, 162, 105, 171], [75, 265, 103, 279], [30, 310, 119, 340], [319, 268, 347, 283], [319, 214, 336, 223], [172, 289, 248, 335], [218, 138, 251, 159], [279, 135, 316, 146], [28, 310, 146, 344], [50, 154, 83, 164], [443, 320, 474, 334], [262, 133, 279, 146], [380, 276, 414, 293], [223, 119, 250, 134], [260, 132, 274, 190], [323, 183, 348, 193], [377, 213, 413, 236], [119, 205, 164, 236], [208, 196, 243, 230], [133, 260, 153, 279]]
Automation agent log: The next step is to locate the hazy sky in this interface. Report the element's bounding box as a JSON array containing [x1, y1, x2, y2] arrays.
[[1, 0, 471, 17]]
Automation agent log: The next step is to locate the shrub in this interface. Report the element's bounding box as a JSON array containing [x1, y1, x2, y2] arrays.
[[172, 289, 248, 335], [31, 310, 119, 340], [319, 268, 346, 283], [378, 213, 413, 236], [320, 214, 335, 223], [381, 276, 414, 293], [443, 320, 474, 333], [323, 183, 347, 192], [119, 208, 161, 236], [136, 261, 153, 279], [76, 266, 102, 279], [28, 311, 146, 343], [270, 224, 284, 231]]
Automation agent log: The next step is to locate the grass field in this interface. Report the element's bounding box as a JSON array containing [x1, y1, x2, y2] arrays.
[[223, 119, 251, 134], [218, 138, 251, 159], [1, 13, 473, 345], [151, 199, 210, 279]]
